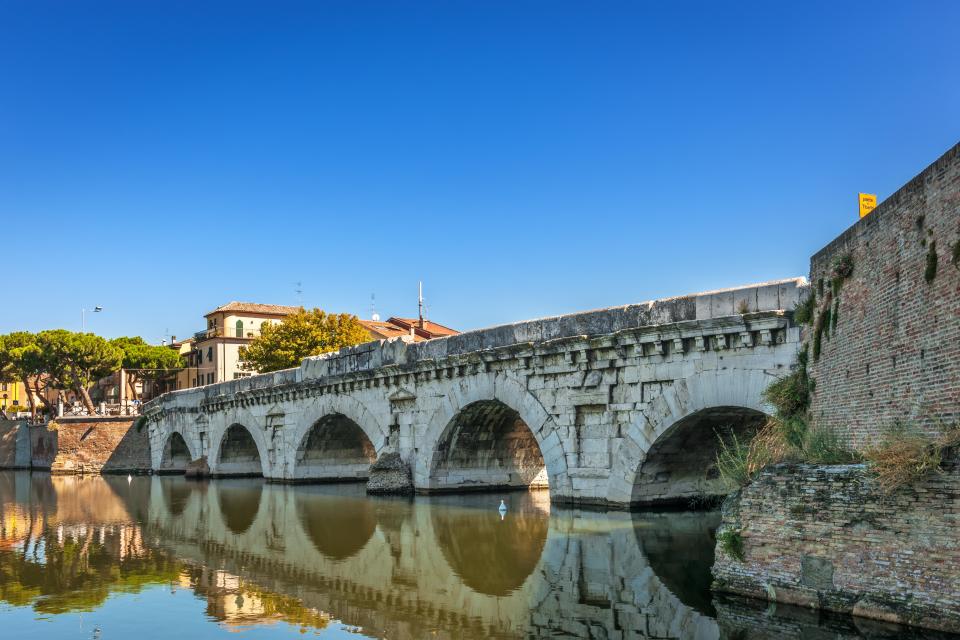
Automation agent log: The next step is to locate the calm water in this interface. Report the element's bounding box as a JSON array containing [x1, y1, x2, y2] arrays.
[[0, 472, 950, 639]]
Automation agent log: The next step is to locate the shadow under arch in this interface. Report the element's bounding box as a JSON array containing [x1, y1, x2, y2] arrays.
[[632, 406, 767, 507], [430, 500, 549, 597], [295, 489, 377, 561], [294, 413, 377, 482], [215, 423, 264, 477], [160, 431, 193, 474], [634, 509, 722, 617], [216, 479, 264, 535], [430, 399, 549, 493]]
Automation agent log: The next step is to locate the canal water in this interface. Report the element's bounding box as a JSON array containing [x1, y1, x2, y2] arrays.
[[0, 471, 949, 639]]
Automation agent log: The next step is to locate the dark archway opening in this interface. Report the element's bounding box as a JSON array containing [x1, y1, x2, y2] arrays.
[[160, 432, 192, 474], [294, 414, 377, 482], [430, 400, 548, 493], [215, 424, 263, 477], [632, 406, 766, 507]]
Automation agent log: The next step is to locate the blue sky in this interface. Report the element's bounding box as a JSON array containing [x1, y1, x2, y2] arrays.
[[1, 1, 958, 341]]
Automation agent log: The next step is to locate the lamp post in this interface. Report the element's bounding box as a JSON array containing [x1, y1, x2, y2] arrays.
[[81, 306, 103, 332]]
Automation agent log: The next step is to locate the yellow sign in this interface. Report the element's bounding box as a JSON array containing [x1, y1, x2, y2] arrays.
[[859, 193, 877, 218]]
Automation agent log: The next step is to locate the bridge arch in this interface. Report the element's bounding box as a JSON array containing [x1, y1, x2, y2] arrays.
[[159, 431, 196, 473], [287, 396, 387, 481], [212, 422, 267, 477], [416, 373, 569, 496], [606, 369, 772, 506]]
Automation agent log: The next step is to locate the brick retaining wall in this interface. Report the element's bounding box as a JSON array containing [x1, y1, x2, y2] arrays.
[[24, 417, 151, 474], [712, 460, 960, 634], [807, 142, 960, 448]]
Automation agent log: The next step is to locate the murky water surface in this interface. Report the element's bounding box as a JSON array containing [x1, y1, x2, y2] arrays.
[[0, 472, 950, 639]]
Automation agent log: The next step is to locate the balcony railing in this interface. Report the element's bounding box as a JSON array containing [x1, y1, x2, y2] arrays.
[[193, 327, 264, 341]]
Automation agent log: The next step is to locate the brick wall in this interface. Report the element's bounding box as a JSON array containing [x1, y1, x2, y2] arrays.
[[712, 460, 960, 634], [808, 142, 960, 447], [35, 417, 152, 474]]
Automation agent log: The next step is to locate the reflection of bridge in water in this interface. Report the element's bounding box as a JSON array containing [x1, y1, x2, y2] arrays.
[[128, 476, 722, 639], [0, 472, 939, 639]]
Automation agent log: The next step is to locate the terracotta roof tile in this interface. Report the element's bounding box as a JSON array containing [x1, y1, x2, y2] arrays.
[[205, 302, 301, 317]]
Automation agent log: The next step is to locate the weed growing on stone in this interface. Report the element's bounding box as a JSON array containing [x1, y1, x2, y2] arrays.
[[717, 529, 745, 562], [762, 367, 810, 417], [715, 432, 752, 488], [716, 345, 858, 489], [864, 419, 960, 493], [793, 293, 816, 325], [736, 299, 751, 315], [802, 423, 860, 464], [952, 239, 960, 269]]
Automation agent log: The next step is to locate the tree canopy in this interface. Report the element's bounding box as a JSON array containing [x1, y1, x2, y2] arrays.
[[0, 330, 178, 416], [35, 330, 124, 414], [239, 308, 371, 373], [0, 332, 49, 414], [111, 336, 183, 400]]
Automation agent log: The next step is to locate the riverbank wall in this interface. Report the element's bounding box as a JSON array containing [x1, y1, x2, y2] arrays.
[[0, 419, 32, 468], [712, 460, 960, 632], [0, 417, 150, 474]]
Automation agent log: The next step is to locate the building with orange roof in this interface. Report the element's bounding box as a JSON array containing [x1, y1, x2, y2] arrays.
[[178, 303, 458, 389]]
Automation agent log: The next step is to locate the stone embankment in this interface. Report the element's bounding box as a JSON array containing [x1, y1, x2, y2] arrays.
[[0, 416, 149, 474], [712, 460, 960, 633]]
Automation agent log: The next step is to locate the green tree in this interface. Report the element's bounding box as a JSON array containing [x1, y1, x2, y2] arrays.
[[35, 330, 124, 415], [0, 332, 52, 417], [239, 308, 371, 373], [111, 337, 183, 400]]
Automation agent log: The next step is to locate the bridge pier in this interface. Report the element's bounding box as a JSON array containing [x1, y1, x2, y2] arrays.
[[146, 279, 805, 508]]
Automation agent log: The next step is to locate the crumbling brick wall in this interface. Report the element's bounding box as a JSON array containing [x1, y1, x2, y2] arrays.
[[713, 460, 960, 633]]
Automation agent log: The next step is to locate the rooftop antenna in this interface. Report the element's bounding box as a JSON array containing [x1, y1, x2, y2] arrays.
[[294, 281, 303, 307], [370, 293, 380, 322], [418, 281, 425, 329]]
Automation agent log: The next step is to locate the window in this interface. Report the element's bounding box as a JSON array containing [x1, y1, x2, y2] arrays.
[[233, 372, 252, 379], [207, 373, 214, 385], [197, 351, 202, 364], [0, 383, 6, 391], [207, 347, 213, 360], [236, 319, 244, 338]]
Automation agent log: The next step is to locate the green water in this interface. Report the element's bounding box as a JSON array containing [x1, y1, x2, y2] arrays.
[[0, 472, 947, 639]]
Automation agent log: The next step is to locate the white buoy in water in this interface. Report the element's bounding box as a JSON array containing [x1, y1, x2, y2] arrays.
[[127, 474, 132, 484], [498, 499, 507, 513]]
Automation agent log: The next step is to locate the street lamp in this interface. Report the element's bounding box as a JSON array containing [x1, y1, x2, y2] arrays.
[[82, 306, 103, 332]]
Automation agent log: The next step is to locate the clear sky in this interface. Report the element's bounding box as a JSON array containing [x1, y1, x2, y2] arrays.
[[1, 1, 958, 342]]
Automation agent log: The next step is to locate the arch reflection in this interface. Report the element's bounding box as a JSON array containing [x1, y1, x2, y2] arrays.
[[162, 477, 197, 517], [430, 497, 549, 597], [216, 479, 263, 535], [295, 490, 376, 561], [635, 510, 721, 616]]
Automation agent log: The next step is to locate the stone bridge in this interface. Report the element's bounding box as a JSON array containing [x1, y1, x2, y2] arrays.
[[144, 278, 806, 507]]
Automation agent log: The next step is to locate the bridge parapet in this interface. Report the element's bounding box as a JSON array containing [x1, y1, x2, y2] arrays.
[[301, 277, 806, 380]]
